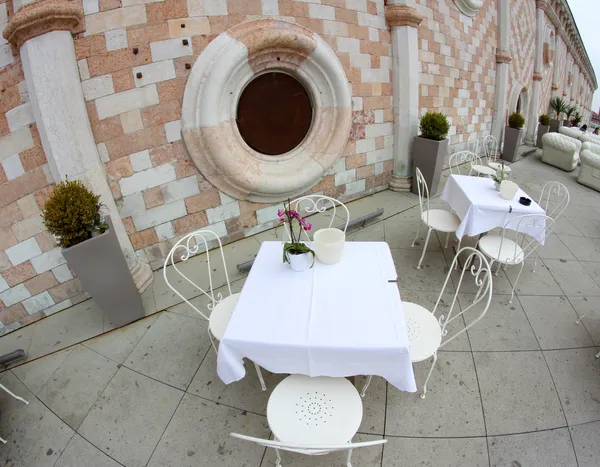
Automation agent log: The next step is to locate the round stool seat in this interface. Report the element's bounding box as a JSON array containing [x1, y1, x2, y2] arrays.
[[471, 164, 496, 177], [403, 302, 442, 363], [208, 293, 239, 340], [478, 235, 524, 265]]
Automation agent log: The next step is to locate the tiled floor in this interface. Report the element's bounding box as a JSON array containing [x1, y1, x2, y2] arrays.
[[1, 149, 600, 466]]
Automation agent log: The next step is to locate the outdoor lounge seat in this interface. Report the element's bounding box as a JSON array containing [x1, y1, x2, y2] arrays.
[[577, 143, 600, 192], [541, 132, 581, 171]]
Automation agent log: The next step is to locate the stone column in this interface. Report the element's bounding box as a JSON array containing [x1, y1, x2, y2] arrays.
[[551, 31, 560, 97], [525, 0, 546, 145], [491, 0, 511, 143], [3, 1, 153, 293], [385, 2, 423, 192]]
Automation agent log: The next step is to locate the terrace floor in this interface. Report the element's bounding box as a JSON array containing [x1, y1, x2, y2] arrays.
[[0, 147, 599, 466]]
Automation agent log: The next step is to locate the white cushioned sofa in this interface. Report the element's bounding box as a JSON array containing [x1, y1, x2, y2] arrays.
[[578, 142, 600, 191], [541, 132, 581, 171]]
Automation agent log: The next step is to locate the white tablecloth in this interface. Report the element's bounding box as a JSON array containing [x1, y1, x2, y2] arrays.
[[217, 241, 417, 393], [441, 175, 546, 242]]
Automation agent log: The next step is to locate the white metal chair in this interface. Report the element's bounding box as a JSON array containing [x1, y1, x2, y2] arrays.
[[287, 195, 350, 241], [449, 151, 495, 177], [412, 167, 461, 269], [231, 375, 385, 466], [361, 247, 493, 399], [476, 214, 554, 303], [163, 229, 266, 391], [533, 181, 569, 272], [483, 134, 512, 175], [467, 134, 479, 155]]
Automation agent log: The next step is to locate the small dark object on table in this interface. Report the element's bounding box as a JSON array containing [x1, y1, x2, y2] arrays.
[[519, 197, 532, 206]]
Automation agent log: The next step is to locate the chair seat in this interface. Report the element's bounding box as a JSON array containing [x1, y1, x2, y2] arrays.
[[488, 161, 512, 173], [422, 209, 461, 233], [208, 293, 239, 340], [478, 235, 524, 265], [471, 164, 496, 176], [403, 302, 442, 363], [267, 375, 362, 445]]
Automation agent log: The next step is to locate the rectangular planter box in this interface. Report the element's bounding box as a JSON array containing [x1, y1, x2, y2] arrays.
[[563, 120, 571, 127], [502, 126, 522, 162], [62, 217, 144, 327], [411, 136, 448, 197], [549, 119, 561, 132], [536, 124, 549, 148]]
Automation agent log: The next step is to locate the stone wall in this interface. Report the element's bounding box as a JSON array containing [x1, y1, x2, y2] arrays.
[[0, 1, 87, 334], [538, 12, 553, 115], [507, 0, 535, 117], [555, 35, 567, 97], [415, 0, 497, 151]]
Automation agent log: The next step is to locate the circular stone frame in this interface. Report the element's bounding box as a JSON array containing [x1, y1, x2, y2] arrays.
[[181, 19, 352, 203]]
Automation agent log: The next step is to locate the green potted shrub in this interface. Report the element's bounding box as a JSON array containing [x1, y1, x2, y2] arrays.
[[564, 105, 576, 127], [537, 114, 550, 149], [571, 111, 582, 127], [42, 180, 144, 327], [411, 111, 450, 196], [502, 112, 525, 162], [549, 97, 567, 132]]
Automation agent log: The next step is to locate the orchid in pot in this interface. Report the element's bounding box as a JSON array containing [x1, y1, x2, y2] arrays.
[[279, 201, 315, 272], [492, 161, 509, 191]]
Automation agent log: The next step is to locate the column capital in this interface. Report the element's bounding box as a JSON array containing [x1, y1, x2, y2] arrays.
[[562, 91, 567, 96], [496, 49, 512, 64], [532, 72, 543, 82], [2, 0, 84, 48], [535, 0, 550, 10], [385, 4, 424, 28], [551, 84, 559, 90]]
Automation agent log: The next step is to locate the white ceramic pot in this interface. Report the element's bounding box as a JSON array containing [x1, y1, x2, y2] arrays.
[[286, 251, 313, 272], [500, 180, 519, 200], [313, 228, 345, 265]]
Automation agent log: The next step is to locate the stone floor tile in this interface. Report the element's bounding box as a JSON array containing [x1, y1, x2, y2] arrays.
[[347, 189, 416, 220], [519, 295, 594, 349], [54, 434, 121, 467], [147, 393, 269, 467], [450, 258, 515, 296], [461, 294, 540, 351], [27, 299, 104, 360], [0, 324, 34, 366], [568, 296, 600, 345], [260, 433, 384, 467], [11, 347, 73, 395], [569, 421, 600, 467], [543, 258, 600, 296], [551, 216, 583, 236], [37, 345, 119, 430], [384, 209, 442, 251], [474, 351, 566, 435], [558, 234, 600, 262], [346, 221, 385, 241], [186, 350, 286, 415], [355, 375, 386, 435], [83, 314, 158, 364], [401, 290, 470, 352], [382, 436, 488, 467], [564, 216, 600, 238], [488, 428, 577, 467], [564, 203, 600, 221], [543, 348, 600, 426], [125, 311, 211, 390], [391, 248, 453, 292], [579, 261, 600, 288], [0, 372, 74, 467], [536, 234, 576, 260], [78, 366, 183, 467], [503, 259, 562, 296], [385, 352, 485, 437]]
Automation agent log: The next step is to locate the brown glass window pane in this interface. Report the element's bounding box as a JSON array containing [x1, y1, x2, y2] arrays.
[[236, 72, 313, 156]]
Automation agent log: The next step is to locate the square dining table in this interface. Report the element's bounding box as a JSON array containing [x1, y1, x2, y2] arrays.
[[217, 241, 417, 393], [441, 174, 547, 242]]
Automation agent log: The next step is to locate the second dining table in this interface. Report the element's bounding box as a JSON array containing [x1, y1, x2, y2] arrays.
[[217, 241, 417, 393]]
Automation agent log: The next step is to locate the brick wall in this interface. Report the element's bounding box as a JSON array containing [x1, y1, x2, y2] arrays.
[[0, 0, 89, 335], [76, 0, 394, 270], [538, 13, 553, 115], [415, 0, 497, 152], [554, 35, 567, 98], [507, 0, 535, 114]]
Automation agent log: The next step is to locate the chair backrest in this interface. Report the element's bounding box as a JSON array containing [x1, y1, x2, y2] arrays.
[[163, 229, 232, 321], [538, 181, 569, 221], [467, 134, 479, 155], [230, 433, 386, 457], [430, 247, 493, 349], [414, 167, 430, 225], [493, 214, 555, 264], [482, 135, 499, 162], [448, 151, 482, 175], [286, 195, 350, 242]]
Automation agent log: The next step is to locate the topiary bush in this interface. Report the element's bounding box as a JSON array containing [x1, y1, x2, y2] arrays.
[[538, 114, 550, 126], [571, 111, 582, 126], [419, 111, 450, 141], [508, 112, 525, 129], [42, 179, 107, 248], [549, 97, 567, 119]]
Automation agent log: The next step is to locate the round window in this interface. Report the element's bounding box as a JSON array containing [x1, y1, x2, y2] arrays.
[[236, 72, 313, 156]]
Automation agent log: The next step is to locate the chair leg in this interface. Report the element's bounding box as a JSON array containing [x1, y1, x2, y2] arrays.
[[444, 232, 450, 248], [494, 261, 502, 276], [208, 327, 218, 354], [533, 251, 540, 273], [346, 448, 354, 467], [275, 448, 282, 467], [454, 237, 462, 270], [411, 222, 422, 248], [416, 228, 432, 270], [510, 262, 525, 304], [360, 376, 372, 398], [254, 362, 267, 391], [596, 350, 599, 359], [575, 313, 588, 325], [0, 383, 29, 405], [420, 352, 438, 399]]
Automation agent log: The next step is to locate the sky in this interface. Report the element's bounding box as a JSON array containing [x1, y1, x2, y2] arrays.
[[568, 0, 600, 113]]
